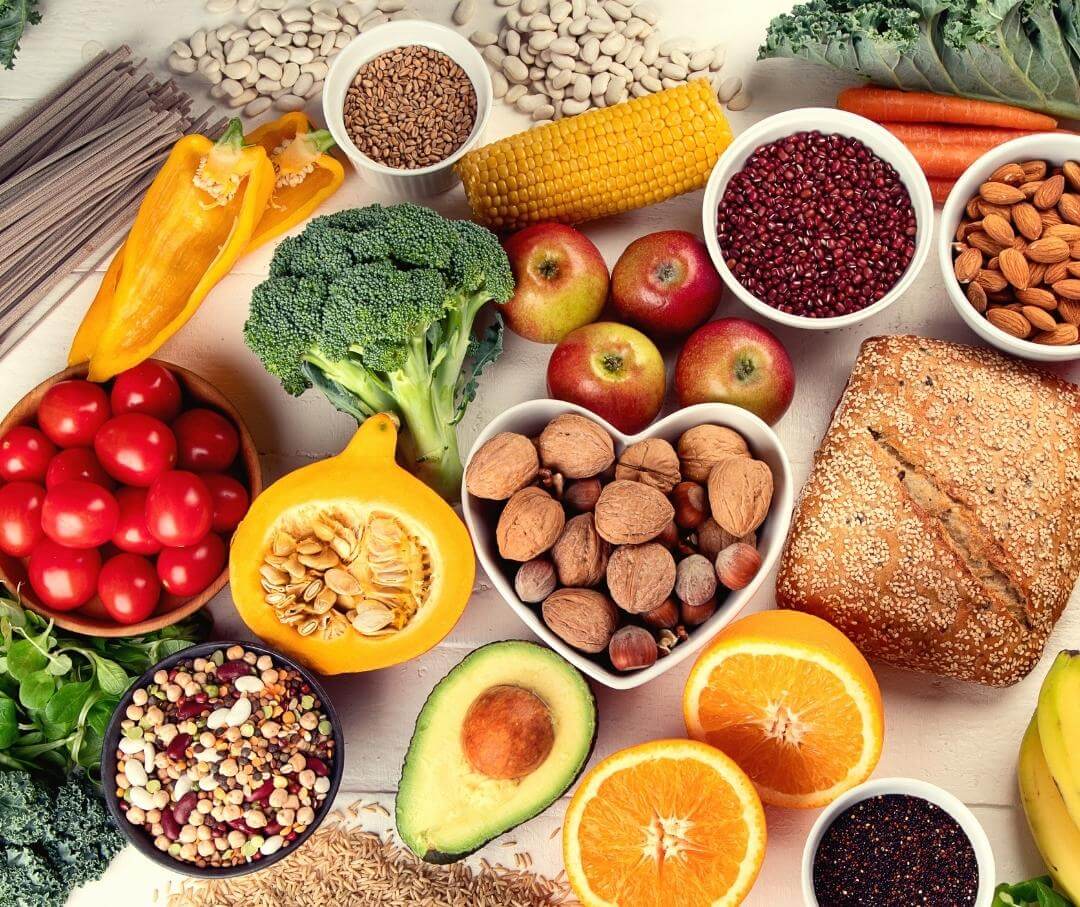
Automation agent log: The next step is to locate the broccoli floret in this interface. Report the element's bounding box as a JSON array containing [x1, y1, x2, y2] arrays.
[[244, 203, 515, 500]]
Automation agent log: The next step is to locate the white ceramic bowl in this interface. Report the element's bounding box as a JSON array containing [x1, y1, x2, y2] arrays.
[[323, 21, 493, 198], [801, 777, 996, 907], [940, 133, 1080, 362], [461, 401, 794, 691], [702, 109, 934, 331]]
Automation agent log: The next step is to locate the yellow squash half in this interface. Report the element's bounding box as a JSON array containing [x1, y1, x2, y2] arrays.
[[231, 414, 475, 674]]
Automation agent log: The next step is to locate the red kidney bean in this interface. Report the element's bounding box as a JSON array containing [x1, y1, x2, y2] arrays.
[[193, 691, 208, 703], [264, 821, 282, 835], [305, 755, 329, 777], [287, 781, 300, 794], [166, 733, 192, 761], [248, 779, 274, 803], [176, 699, 209, 719], [227, 817, 254, 834], [173, 792, 198, 824], [216, 660, 253, 682], [161, 809, 181, 841]]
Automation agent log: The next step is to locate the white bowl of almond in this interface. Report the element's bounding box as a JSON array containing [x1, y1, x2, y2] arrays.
[[941, 133, 1080, 361], [461, 401, 794, 691]]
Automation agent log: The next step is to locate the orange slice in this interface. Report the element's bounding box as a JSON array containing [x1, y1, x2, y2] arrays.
[[683, 610, 884, 809], [563, 739, 766, 907]]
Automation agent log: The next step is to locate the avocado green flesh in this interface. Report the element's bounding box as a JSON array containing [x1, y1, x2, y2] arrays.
[[396, 641, 597, 863]]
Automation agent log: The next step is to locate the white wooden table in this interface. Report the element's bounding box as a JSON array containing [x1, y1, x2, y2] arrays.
[[3, 1, 1078, 903]]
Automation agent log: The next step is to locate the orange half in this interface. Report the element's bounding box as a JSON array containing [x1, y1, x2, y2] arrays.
[[563, 739, 766, 907], [683, 610, 884, 809]]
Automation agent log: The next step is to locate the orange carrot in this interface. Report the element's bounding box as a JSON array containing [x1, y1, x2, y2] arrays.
[[880, 122, 1049, 146], [902, 141, 988, 178], [928, 178, 956, 206], [838, 86, 1058, 131]]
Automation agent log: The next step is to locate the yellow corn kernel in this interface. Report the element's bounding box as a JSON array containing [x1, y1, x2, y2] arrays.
[[456, 81, 732, 231]]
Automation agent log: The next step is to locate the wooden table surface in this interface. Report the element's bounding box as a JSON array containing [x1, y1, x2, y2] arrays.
[[2, 1, 1078, 903]]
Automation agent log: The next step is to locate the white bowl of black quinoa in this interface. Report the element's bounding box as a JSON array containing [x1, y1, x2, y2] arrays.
[[703, 109, 934, 330], [800, 776, 995, 907]]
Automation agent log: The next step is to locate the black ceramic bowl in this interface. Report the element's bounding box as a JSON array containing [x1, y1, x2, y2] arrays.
[[102, 640, 345, 879]]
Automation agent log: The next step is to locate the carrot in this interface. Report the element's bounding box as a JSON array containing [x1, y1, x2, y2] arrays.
[[838, 86, 1058, 131], [880, 122, 1049, 146], [901, 141, 988, 178], [928, 178, 956, 206]]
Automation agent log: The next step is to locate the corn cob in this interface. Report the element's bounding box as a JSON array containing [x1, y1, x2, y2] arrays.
[[456, 81, 732, 231]]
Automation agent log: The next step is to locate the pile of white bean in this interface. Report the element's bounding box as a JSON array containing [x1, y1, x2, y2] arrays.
[[167, 0, 415, 117], [463, 0, 749, 125]]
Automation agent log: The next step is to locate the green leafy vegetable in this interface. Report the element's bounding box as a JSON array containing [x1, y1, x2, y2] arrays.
[[244, 203, 514, 501], [994, 876, 1075, 906], [0, 0, 42, 70], [760, 0, 1080, 120], [0, 771, 123, 906], [0, 593, 210, 779]]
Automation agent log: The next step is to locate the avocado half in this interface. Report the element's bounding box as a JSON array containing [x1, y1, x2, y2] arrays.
[[395, 640, 598, 864]]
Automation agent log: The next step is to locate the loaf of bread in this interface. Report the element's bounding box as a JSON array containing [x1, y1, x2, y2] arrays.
[[776, 335, 1080, 687]]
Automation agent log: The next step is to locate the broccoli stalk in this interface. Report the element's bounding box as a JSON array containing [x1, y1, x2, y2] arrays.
[[244, 204, 514, 501]]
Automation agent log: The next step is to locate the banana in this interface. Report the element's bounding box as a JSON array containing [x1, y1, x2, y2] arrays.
[[1036, 651, 1080, 827], [1018, 718, 1080, 904]]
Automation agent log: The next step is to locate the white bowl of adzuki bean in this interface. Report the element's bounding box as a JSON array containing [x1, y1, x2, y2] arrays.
[[703, 109, 934, 330]]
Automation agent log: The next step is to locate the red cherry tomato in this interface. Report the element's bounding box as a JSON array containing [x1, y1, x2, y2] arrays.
[[172, 409, 239, 471], [0, 482, 46, 557], [110, 363, 183, 422], [0, 426, 56, 482], [98, 553, 161, 624], [157, 533, 226, 597], [45, 448, 113, 490], [28, 540, 101, 610], [36, 380, 111, 448], [145, 471, 212, 547], [94, 414, 177, 487], [200, 473, 250, 533], [41, 481, 120, 549], [111, 487, 162, 556]]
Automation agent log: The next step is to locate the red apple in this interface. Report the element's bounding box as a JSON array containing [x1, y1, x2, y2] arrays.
[[675, 318, 795, 425], [502, 223, 609, 343], [547, 322, 666, 434], [611, 230, 723, 337]]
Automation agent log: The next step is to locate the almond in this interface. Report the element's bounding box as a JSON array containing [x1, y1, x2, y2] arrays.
[[953, 247, 982, 283], [1058, 299, 1080, 324], [1046, 260, 1070, 284], [956, 221, 978, 242], [980, 181, 1026, 205], [1027, 236, 1071, 263], [978, 201, 1013, 220], [981, 213, 1015, 245], [965, 196, 983, 219], [1029, 261, 1048, 285], [989, 162, 1026, 185], [1033, 323, 1079, 345], [1060, 193, 1080, 226], [975, 268, 1008, 292], [1064, 160, 1080, 192], [1067, 261, 1080, 278], [1012, 203, 1044, 240], [1034, 174, 1066, 209], [996, 247, 1028, 289], [1022, 180, 1044, 200], [1021, 305, 1058, 331], [1052, 278, 1080, 300], [1015, 287, 1057, 309], [1022, 160, 1048, 181], [1045, 223, 1080, 241], [966, 281, 988, 313], [1072, 240, 1080, 259], [986, 306, 1032, 338], [1042, 209, 1065, 227], [967, 231, 1005, 257]]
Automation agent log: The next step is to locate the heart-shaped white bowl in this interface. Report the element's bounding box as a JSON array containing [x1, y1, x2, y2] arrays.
[[462, 401, 794, 690]]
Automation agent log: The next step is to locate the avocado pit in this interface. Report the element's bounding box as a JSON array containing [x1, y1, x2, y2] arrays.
[[461, 684, 555, 780]]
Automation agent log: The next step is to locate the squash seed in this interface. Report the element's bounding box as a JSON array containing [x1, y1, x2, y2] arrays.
[[260, 564, 289, 585], [325, 567, 362, 597], [272, 531, 296, 556]]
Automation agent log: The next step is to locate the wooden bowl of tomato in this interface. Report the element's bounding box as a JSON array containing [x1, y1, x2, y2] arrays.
[[0, 360, 262, 637]]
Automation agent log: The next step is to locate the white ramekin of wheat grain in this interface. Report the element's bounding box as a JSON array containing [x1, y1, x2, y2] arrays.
[[323, 21, 493, 199]]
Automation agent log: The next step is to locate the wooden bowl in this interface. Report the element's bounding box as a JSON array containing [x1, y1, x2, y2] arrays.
[[0, 359, 262, 636]]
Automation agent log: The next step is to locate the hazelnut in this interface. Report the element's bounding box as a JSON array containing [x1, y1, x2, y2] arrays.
[[680, 597, 717, 627], [696, 518, 755, 561], [465, 432, 539, 500], [551, 514, 610, 587], [564, 478, 602, 512], [715, 543, 762, 591], [614, 438, 681, 493], [594, 480, 674, 545], [496, 487, 566, 562], [674, 554, 717, 607], [640, 597, 679, 630], [708, 457, 773, 538], [672, 482, 708, 529], [542, 588, 619, 653], [608, 626, 658, 672], [606, 542, 676, 614], [461, 685, 555, 780], [514, 559, 557, 604], [538, 413, 615, 479], [656, 520, 680, 549], [677, 424, 749, 482]]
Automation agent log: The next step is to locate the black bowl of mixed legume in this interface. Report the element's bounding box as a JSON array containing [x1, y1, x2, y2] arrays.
[[102, 640, 344, 878]]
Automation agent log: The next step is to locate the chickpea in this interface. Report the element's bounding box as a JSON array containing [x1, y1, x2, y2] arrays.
[[132, 688, 149, 707]]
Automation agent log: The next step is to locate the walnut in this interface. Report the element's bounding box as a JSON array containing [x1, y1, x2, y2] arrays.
[[551, 514, 610, 587], [674, 554, 717, 607], [465, 432, 539, 500], [696, 518, 756, 561], [593, 479, 674, 545], [677, 424, 749, 483], [606, 542, 676, 614], [542, 588, 619, 653], [708, 458, 773, 538], [538, 413, 615, 479], [514, 559, 557, 603], [614, 438, 681, 493], [496, 487, 566, 562]]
